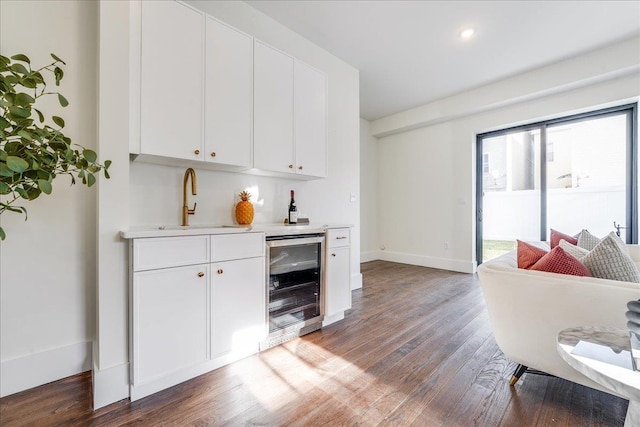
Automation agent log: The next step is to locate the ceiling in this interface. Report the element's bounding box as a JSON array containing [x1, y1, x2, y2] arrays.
[[245, 1, 640, 121]]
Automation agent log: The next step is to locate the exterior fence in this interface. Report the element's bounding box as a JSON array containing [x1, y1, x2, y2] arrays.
[[483, 186, 625, 242]]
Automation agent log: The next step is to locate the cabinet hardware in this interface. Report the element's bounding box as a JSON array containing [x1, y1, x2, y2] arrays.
[[336, 236, 347, 240], [298, 166, 303, 170], [331, 253, 336, 257], [288, 164, 293, 169], [198, 272, 205, 277], [210, 152, 216, 157], [217, 269, 224, 274], [194, 149, 200, 155]]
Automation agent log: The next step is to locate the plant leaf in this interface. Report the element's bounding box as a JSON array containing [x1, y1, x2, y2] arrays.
[[0, 181, 10, 194], [10, 54, 30, 64], [0, 163, 14, 177], [20, 78, 37, 89], [17, 130, 33, 141], [83, 149, 97, 163], [6, 156, 29, 173], [54, 67, 64, 86], [50, 53, 66, 64], [4, 75, 18, 85], [0, 227, 5, 241], [87, 173, 96, 187], [34, 108, 44, 123], [14, 92, 35, 106], [3, 204, 28, 217], [10, 63, 28, 75], [15, 187, 28, 199], [52, 116, 65, 128], [57, 93, 68, 107], [37, 179, 52, 194], [9, 105, 30, 118]]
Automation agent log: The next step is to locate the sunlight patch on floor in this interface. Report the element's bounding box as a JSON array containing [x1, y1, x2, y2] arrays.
[[233, 338, 407, 417]]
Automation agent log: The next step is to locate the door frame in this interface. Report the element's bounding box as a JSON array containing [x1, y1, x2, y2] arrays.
[[476, 103, 638, 264]]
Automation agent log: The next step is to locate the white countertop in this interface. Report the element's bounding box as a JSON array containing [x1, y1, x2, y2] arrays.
[[120, 223, 352, 239]]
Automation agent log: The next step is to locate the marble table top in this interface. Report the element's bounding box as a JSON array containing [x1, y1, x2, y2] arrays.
[[557, 326, 640, 401]]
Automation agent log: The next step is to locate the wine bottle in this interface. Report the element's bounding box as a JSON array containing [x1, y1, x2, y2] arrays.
[[288, 190, 298, 224]]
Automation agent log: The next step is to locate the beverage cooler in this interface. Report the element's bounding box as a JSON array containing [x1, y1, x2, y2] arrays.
[[262, 233, 325, 349]]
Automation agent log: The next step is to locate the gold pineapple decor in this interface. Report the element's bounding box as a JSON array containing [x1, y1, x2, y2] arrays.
[[235, 190, 254, 225]]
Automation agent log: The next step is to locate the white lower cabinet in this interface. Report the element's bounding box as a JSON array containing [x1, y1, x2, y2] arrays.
[[325, 228, 352, 318], [132, 264, 209, 386], [326, 246, 351, 315], [130, 232, 266, 401], [211, 257, 266, 361]]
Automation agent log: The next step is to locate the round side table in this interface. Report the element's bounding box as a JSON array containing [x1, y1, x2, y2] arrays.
[[557, 326, 640, 427]]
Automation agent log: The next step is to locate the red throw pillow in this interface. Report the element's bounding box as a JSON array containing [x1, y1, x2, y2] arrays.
[[517, 240, 548, 269], [529, 246, 592, 276], [550, 229, 578, 248]]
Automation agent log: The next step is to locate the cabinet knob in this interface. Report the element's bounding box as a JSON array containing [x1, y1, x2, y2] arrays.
[[210, 152, 216, 157], [217, 269, 223, 274], [194, 149, 200, 155], [331, 253, 336, 257], [298, 166, 303, 170], [288, 164, 293, 169], [198, 272, 205, 277]]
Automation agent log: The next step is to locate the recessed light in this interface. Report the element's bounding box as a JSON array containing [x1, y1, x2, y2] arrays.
[[460, 28, 475, 39]]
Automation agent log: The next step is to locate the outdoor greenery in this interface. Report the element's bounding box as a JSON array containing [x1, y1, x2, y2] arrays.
[[483, 239, 516, 262], [0, 53, 110, 240]]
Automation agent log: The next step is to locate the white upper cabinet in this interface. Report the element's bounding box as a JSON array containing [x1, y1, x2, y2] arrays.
[[135, 2, 327, 178], [253, 41, 295, 174], [254, 41, 328, 178], [140, 1, 204, 161], [294, 61, 327, 178], [205, 17, 253, 168]]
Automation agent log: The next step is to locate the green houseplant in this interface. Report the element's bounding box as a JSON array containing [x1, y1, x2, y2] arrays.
[[0, 53, 110, 240]]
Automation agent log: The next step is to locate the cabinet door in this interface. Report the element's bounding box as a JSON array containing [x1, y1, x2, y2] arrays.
[[205, 17, 252, 168], [211, 257, 266, 359], [133, 264, 209, 385], [140, 1, 203, 160], [253, 41, 294, 174], [325, 246, 351, 316], [294, 61, 327, 178]]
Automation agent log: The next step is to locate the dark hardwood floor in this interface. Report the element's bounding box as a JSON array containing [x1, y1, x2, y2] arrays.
[[0, 261, 628, 426]]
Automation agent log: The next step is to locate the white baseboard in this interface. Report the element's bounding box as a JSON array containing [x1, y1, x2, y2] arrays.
[[0, 341, 92, 397], [360, 251, 379, 263], [93, 361, 130, 410], [323, 311, 345, 327], [378, 250, 476, 274], [351, 272, 363, 290]]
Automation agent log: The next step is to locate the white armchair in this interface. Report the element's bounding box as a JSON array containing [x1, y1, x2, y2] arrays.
[[477, 245, 640, 395]]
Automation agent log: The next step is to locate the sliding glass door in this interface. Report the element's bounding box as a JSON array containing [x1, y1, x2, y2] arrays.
[[479, 129, 542, 260], [476, 104, 637, 263]]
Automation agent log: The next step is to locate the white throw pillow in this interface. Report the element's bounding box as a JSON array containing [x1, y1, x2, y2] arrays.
[[559, 239, 589, 260], [577, 229, 601, 251], [581, 233, 640, 283]]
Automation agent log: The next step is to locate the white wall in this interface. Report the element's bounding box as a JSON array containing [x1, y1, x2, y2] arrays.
[[95, 0, 361, 408], [0, 1, 97, 396], [371, 37, 640, 273], [360, 119, 379, 262]]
